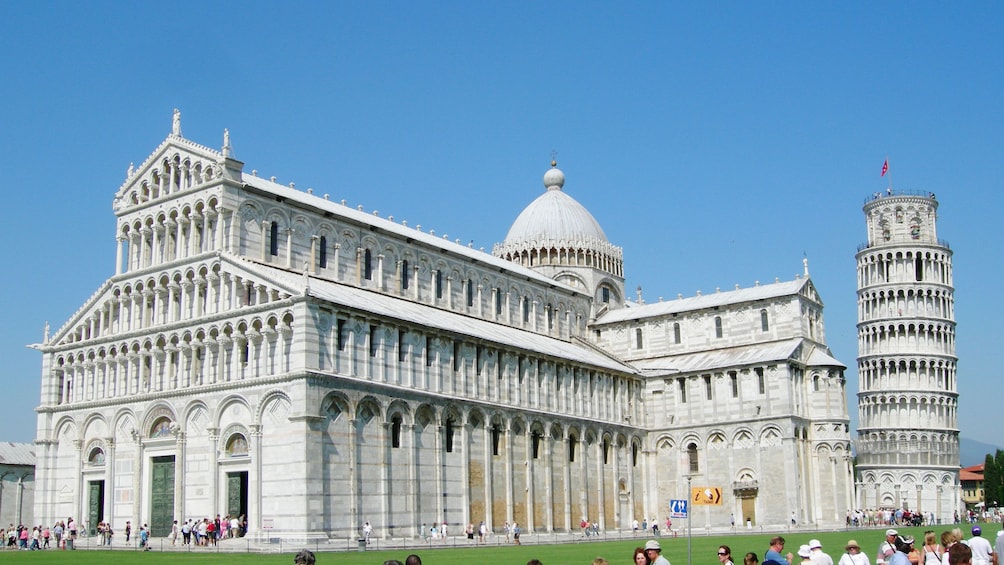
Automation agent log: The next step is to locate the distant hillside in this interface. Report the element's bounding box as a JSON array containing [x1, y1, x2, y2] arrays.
[[961, 437, 1002, 467]]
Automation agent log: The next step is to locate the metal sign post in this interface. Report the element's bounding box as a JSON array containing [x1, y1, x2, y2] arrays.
[[670, 488, 691, 565], [687, 476, 692, 565]]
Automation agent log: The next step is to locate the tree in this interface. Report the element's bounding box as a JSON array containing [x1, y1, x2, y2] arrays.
[[983, 450, 1004, 509]]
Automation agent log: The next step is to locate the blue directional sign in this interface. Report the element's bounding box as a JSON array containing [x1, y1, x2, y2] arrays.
[[669, 499, 688, 518]]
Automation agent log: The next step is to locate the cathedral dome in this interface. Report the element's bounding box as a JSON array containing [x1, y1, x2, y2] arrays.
[[502, 162, 609, 246], [494, 161, 623, 280]]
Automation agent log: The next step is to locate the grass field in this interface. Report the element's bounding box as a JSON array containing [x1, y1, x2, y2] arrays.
[[0, 525, 987, 565]]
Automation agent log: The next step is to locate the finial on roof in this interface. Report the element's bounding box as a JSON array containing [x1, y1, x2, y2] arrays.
[[171, 108, 182, 137], [543, 153, 565, 191], [43, 321, 50, 344], [127, 162, 134, 179], [222, 128, 231, 158], [803, 255, 810, 277]]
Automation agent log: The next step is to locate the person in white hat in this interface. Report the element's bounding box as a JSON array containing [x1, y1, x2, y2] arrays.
[[799, 545, 814, 565], [645, 540, 671, 565], [810, 539, 835, 565], [839, 540, 871, 565]]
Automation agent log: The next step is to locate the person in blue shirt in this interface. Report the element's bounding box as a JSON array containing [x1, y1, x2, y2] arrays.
[[766, 536, 794, 565]]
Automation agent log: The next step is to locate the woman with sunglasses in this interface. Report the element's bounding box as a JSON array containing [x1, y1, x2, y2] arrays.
[[720, 545, 735, 565]]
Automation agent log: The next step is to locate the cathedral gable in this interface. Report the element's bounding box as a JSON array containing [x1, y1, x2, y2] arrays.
[[48, 255, 300, 349]]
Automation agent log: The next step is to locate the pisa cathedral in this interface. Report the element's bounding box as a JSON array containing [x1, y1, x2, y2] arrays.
[[32, 112, 853, 541]]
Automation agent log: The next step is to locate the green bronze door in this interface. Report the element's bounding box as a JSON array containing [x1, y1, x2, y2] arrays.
[[226, 472, 248, 525], [150, 456, 175, 537], [87, 481, 104, 535]]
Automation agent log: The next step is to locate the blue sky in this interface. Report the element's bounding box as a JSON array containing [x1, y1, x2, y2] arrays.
[[2, 3, 1000, 450]]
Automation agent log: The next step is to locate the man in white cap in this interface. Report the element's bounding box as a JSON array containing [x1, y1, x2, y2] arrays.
[[878, 530, 899, 565], [810, 539, 834, 565], [645, 540, 671, 565]]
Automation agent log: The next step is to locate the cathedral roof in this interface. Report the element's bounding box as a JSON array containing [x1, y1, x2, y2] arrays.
[[594, 277, 817, 325], [631, 337, 845, 374], [237, 259, 640, 376], [502, 162, 609, 247], [239, 173, 589, 297], [0, 442, 35, 466]]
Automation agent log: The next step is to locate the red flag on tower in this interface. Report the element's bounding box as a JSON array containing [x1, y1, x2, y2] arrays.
[[881, 159, 889, 177]]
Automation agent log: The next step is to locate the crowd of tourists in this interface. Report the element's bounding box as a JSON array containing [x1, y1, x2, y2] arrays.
[[169, 514, 248, 546]]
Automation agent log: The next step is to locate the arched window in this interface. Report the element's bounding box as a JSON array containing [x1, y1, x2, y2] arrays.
[[760, 309, 769, 332], [674, 322, 681, 344], [400, 260, 409, 290], [88, 448, 106, 466], [715, 316, 723, 338], [601, 287, 610, 304], [391, 415, 402, 448], [319, 236, 328, 268], [269, 222, 279, 256], [491, 425, 501, 456], [523, 298, 530, 323], [435, 271, 443, 299], [445, 418, 455, 453], [150, 417, 173, 438], [363, 249, 373, 280], [466, 279, 474, 307], [635, 328, 643, 349], [687, 442, 699, 473], [226, 433, 249, 457]]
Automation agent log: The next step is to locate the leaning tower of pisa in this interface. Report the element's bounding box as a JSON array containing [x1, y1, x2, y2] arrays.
[[854, 190, 960, 521]]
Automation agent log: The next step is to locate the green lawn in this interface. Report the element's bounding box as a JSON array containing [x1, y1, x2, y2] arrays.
[[0, 525, 984, 565]]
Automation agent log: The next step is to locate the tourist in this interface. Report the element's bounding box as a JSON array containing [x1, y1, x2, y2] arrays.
[[810, 539, 835, 565], [941, 531, 960, 565], [799, 545, 814, 565], [890, 536, 915, 565], [766, 536, 793, 565], [634, 546, 650, 565], [839, 540, 871, 565], [923, 531, 944, 565], [52, 521, 62, 549], [294, 549, 316, 565], [746, 552, 761, 565], [66, 517, 76, 550], [879, 530, 900, 565], [719, 545, 735, 565], [644, 540, 671, 565], [948, 544, 972, 565], [967, 527, 993, 565], [405, 554, 422, 565], [993, 532, 1004, 565]]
